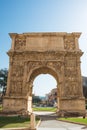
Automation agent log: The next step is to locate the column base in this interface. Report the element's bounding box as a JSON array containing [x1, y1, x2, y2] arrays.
[[57, 110, 86, 117], [57, 97, 86, 117], [3, 96, 28, 114]]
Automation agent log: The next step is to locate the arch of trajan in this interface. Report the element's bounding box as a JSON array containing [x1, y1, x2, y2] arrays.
[[3, 32, 85, 116]]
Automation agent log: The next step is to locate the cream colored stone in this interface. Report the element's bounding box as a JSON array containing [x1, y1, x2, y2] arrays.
[[30, 113, 36, 129], [3, 32, 85, 116], [27, 96, 33, 113]]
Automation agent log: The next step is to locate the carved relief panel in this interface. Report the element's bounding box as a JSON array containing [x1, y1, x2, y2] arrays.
[[64, 54, 82, 97], [64, 36, 75, 50], [15, 35, 26, 50], [10, 64, 24, 95], [27, 60, 63, 80], [13, 51, 64, 62]]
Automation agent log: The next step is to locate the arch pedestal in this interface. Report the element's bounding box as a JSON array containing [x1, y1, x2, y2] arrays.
[[3, 32, 85, 116]]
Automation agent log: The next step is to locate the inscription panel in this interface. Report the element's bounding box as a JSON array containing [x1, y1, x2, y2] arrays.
[[26, 36, 64, 51]]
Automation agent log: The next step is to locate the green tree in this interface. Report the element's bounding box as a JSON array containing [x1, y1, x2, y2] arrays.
[[32, 96, 41, 104], [0, 68, 8, 96], [82, 76, 87, 98]]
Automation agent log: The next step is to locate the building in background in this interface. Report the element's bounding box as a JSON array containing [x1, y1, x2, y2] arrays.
[[46, 88, 57, 107]]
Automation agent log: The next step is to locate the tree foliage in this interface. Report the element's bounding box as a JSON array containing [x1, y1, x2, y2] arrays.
[[82, 76, 87, 98], [32, 95, 41, 104], [0, 68, 8, 96]]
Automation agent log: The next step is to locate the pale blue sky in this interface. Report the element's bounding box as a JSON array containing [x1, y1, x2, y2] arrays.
[[0, 0, 87, 96], [33, 74, 57, 96]]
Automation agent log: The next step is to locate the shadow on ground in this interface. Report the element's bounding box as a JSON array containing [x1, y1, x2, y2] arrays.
[[37, 112, 58, 121]]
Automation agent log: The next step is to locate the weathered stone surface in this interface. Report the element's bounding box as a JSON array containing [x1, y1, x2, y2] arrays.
[[3, 32, 85, 116]]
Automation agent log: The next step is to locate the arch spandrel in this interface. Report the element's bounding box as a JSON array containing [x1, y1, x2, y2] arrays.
[[28, 66, 59, 83], [24, 63, 63, 97], [26, 60, 64, 83]]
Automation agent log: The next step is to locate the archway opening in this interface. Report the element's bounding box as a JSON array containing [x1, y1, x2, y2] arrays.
[[27, 67, 59, 112], [33, 74, 57, 108]]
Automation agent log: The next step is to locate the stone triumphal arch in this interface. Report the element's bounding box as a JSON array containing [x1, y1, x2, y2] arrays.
[[3, 32, 85, 116]]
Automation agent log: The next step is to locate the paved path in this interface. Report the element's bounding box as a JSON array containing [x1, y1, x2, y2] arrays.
[[34, 112, 87, 130], [37, 120, 86, 130]]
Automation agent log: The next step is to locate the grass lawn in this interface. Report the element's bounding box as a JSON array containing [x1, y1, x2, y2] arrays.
[[0, 105, 2, 111], [0, 116, 39, 128], [59, 117, 87, 125], [33, 107, 57, 112], [0, 116, 30, 128]]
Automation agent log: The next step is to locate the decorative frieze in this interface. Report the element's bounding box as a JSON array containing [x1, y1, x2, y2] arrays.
[[12, 51, 64, 61]]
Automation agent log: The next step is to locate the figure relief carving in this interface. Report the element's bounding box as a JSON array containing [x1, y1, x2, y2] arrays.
[[12, 52, 64, 62], [64, 56, 77, 82], [9, 65, 24, 95], [23, 83, 29, 94], [48, 61, 63, 74], [65, 68, 77, 84], [65, 67, 77, 76], [25, 80, 33, 96], [71, 83, 77, 95], [27, 61, 63, 76], [10, 81, 22, 94], [64, 82, 78, 97], [17, 82, 22, 93], [54, 62, 63, 72], [64, 82, 70, 96], [15, 35, 26, 50], [12, 65, 24, 77], [27, 61, 41, 73], [64, 37, 75, 50], [10, 81, 16, 94], [29, 80, 33, 96], [65, 59, 76, 67]]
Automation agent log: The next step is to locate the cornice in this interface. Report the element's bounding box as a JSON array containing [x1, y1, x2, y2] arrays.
[[9, 32, 81, 38], [7, 49, 83, 57]]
